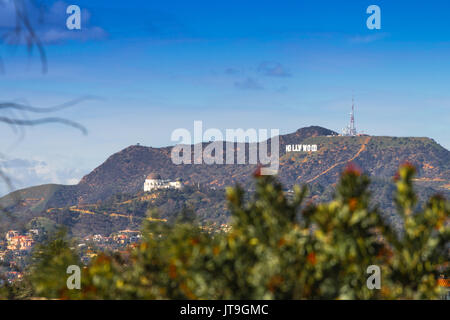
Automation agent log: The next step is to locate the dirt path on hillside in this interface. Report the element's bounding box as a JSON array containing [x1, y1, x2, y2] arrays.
[[306, 137, 372, 184]]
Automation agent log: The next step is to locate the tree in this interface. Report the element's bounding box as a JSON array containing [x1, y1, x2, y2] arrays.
[[17, 163, 447, 300], [26, 228, 80, 299]]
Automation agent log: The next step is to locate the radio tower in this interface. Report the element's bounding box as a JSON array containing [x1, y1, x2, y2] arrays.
[[349, 95, 356, 136], [342, 95, 357, 136]]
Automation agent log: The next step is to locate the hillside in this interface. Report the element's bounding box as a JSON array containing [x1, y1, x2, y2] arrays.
[[1, 126, 449, 236], [0, 183, 63, 211]]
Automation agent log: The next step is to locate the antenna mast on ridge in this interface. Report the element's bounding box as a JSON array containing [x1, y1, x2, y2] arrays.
[[350, 95, 356, 136], [342, 94, 357, 136]]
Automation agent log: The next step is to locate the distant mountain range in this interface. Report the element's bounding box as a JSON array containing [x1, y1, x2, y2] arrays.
[[1, 126, 449, 236]]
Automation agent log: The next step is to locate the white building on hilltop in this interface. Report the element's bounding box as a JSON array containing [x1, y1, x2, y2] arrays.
[[143, 173, 182, 192]]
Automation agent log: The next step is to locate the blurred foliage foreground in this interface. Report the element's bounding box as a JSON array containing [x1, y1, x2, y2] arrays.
[[1, 164, 449, 299]]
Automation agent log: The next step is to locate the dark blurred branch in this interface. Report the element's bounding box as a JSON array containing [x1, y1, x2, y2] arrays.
[[1, 0, 48, 73], [0, 96, 98, 113], [14, 0, 47, 73], [0, 116, 87, 135]]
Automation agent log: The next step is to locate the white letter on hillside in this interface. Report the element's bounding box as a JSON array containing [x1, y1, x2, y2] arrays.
[[203, 128, 224, 165], [171, 128, 192, 164], [259, 129, 280, 175], [193, 120, 203, 164], [225, 128, 257, 164]]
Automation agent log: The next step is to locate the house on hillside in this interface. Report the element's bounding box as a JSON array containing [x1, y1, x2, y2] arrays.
[[5, 231, 19, 242], [6, 235, 33, 251], [143, 173, 182, 192]]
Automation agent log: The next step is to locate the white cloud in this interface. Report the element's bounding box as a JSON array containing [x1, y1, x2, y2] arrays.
[[0, 157, 85, 196], [234, 77, 264, 90], [257, 61, 292, 77], [348, 33, 388, 44]]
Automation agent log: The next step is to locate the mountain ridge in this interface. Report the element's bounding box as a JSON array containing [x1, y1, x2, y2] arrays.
[[1, 125, 449, 235]]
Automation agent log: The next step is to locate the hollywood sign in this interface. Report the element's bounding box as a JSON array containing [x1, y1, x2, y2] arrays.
[[285, 144, 318, 152]]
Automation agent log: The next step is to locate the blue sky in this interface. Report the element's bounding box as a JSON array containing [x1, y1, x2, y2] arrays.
[[0, 0, 449, 194]]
